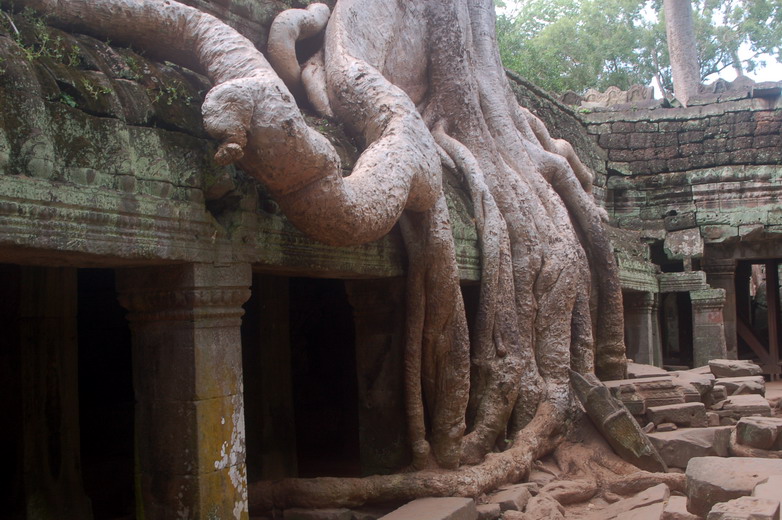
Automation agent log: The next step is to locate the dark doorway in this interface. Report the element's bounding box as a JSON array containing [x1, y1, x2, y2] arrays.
[[77, 269, 134, 520], [661, 292, 693, 367], [290, 277, 360, 478]]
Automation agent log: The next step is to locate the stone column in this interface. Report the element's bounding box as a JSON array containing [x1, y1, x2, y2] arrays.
[[623, 291, 663, 367], [691, 288, 728, 368], [704, 258, 738, 359], [9, 266, 93, 519], [117, 263, 251, 520]]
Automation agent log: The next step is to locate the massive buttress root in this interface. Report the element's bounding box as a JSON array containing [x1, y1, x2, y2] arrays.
[[22, 0, 630, 508]]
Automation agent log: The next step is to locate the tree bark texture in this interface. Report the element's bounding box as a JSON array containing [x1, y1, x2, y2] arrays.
[[21, 0, 629, 508], [664, 0, 701, 106]]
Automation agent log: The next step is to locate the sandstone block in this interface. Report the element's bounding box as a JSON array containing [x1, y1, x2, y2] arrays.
[[596, 483, 669, 520], [753, 476, 782, 503], [709, 360, 763, 378], [715, 394, 772, 419], [685, 457, 782, 517], [487, 483, 532, 511], [706, 385, 728, 407], [629, 363, 670, 379], [736, 417, 782, 450], [663, 495, 700, 520], [707, 412, 720, 426], [706, 496, 780, 520], [671, 371, 715, 397], [648, 426, 732, 468], [475, 503, 501, 520], [283, 509, 353, 520], [648, 403, 708, 428], [379, 498, 477, 520], [716, 376, 766, 396], [658, 423, 679, 432]]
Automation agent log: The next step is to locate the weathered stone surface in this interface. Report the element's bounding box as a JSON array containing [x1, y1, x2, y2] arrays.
[[605, 376, 686, 416], [714, 394, 772, 420], [592, 483, 669, 520], [686, 457, 782, 517], [647, 403, 708, 428], [572, 371, 668, 472], [283, 509, 353, 520], [717, 376, 766, 396], [706, 496, 780, 520], [753, 475, 782, 502], [664, 228, 704, 260], [629, 363, 670, 379], [706, 385, 728, 407], [657, 423, 679, 432], [671, 371, 716, 397], [736, 417, 782, 450], [663, 495, 700, 520], [487, 484, 532, 512], [379, 498, 477, 520], [709, 360, 763, 378], [475, 503, 501, 520], [648, 426, 732, 468]]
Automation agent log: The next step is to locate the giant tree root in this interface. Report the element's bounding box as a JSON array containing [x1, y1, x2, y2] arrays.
[[248, 402, 565, 509], [22, 0, 634, 511]]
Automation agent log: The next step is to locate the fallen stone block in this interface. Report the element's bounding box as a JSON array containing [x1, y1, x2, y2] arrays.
[[379, 498, 477, 520], [284, 509, 353, 520], [716, 376, 766, 396], [604, 376, 685, 416], [487, 484, 531, 512], [685, 457, 782, 517], [736, 417, 782, 450], [629, 362, 670, 379], [753, 475, 782, 502], [706, 385, 728, 407], [714, 394, 772, 420], [475, 503, 500, 520], [706, 496, 780, 520], [707, 412, 720, 426], [709, 359, 763, 378], [593, 483, 669, 520], [648, 426, 732, 468], [663, 495, 700, 520], [658, 423, 678, 432], [671, 370, 716, 397], [647, 402, 708, 428]]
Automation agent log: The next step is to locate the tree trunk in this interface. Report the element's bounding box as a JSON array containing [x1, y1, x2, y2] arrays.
[[664, 0, 701, 106], [19, 0, 630, 508]]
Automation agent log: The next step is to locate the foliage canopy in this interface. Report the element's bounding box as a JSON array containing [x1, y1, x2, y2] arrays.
[[495, 0, 782, 95]]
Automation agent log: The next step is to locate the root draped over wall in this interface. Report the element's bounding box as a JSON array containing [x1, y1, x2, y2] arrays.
[[21, 0, 630, 508]]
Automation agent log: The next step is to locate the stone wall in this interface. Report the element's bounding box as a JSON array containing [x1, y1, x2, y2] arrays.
[[583, 90, 782, 244]]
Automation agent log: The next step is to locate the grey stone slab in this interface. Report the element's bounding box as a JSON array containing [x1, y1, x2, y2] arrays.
[[736, 417, 782, 450], [663, 495, 700, 520], [475, 503, 501, 520], [487, 483, 532, 512], [686, 457, 782, 517], [706, 496, 780, 520], [648, 426, 732, 468], [648, 402, 708, 428], [380, 498, 477, 520], [709, 359, 763, 378], [716, 376, 766, 396]]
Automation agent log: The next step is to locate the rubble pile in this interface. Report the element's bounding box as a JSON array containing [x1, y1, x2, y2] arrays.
[[253, 360, 781, 520]]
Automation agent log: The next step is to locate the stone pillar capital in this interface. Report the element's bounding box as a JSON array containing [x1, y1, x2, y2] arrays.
[[691, 288, 726, 309]]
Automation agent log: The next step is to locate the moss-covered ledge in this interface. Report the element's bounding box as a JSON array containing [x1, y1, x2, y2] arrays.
[[0, 8, 480, 279]]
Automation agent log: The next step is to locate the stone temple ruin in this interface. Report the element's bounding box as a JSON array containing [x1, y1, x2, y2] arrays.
[[0, 1, 781, 519]]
